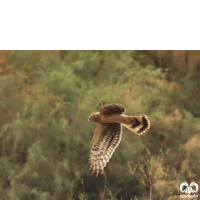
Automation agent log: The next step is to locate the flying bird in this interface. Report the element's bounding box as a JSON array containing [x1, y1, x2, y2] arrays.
[[88, 102, 150, 176]]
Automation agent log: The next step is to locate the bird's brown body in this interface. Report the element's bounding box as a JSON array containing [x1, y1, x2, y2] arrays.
[[88, 102, 150, 176]]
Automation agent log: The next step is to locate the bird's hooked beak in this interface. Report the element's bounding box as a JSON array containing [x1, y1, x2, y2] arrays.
[[88, 117, 91, 123]]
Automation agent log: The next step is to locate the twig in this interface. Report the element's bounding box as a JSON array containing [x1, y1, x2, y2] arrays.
[[111, 188, 121, 200], [100, 172, 107, 200], [81, 178, 85, 200]]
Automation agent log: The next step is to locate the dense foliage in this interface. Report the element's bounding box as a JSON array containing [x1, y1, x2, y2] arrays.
[[0, 50, 200, 200]]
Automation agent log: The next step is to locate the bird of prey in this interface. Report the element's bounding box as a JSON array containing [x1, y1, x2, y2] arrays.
[[88, 102, 150, 176]]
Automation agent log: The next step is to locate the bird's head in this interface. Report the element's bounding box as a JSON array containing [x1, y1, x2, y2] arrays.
[[88, 113, 99, 123]]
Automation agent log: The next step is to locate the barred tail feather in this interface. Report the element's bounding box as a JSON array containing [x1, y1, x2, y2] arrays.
[[123, 115, 150, 135]]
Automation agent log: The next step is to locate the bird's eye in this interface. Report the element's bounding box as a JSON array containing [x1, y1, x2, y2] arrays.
[[88, 117, 92, 123]]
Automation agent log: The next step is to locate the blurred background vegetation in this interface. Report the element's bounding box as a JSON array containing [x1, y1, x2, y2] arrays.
[[0, 50, 200, 200]]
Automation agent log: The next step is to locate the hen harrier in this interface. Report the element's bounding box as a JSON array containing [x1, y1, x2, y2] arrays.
[[88, 102, 150, 176]]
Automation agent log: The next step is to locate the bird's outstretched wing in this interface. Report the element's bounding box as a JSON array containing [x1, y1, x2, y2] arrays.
[[88, 123, 122, 176], [97, 102, 126, 115]]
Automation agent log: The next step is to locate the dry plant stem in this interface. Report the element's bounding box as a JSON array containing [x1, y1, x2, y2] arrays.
[[69, 181, 74, 200], [100, 172, 107, 200], [149, 155, 152, 200], [129, 147, 169, 200], [81, 178, 85, 200], [100, 172, 121, 200], [133, 173, 150, 188], [149, 186, 152, 200], [111, 189, 121, 200]]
